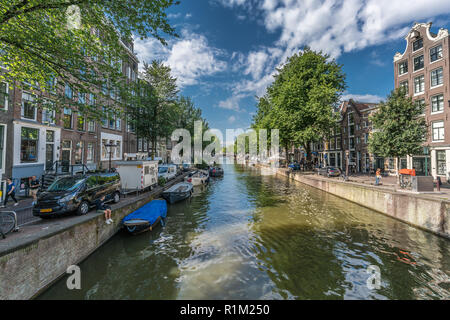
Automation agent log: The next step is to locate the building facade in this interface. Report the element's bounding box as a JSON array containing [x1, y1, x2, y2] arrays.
[[394, 22, 448, 178]]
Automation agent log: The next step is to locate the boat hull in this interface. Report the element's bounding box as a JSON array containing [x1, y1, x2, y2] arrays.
[[162, 190, 192, 204]]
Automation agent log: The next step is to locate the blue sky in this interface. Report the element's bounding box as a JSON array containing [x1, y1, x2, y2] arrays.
[[134, 0, 450, 143]]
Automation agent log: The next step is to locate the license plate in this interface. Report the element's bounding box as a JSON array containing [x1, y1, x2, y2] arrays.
[[40, 209, 53, 213]]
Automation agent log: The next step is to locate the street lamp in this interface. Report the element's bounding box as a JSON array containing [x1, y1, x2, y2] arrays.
[[104, 143, 117, 172]]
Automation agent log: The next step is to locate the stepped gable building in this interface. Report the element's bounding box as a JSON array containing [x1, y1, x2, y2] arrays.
[[394, 22, 450, 178]]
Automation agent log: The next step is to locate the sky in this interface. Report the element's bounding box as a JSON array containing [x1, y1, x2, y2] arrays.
[[134, 0, 450, 144]]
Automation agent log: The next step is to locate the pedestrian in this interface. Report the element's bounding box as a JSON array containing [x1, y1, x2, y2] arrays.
[[1, 178, 19, 208], [29, 176, 40, 204], [375, 168, 382, 186], [95, 195, 113, 224]]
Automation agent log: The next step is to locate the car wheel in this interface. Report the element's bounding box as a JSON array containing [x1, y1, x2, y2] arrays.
[[113, 192, 120, 204], [77, 201, 89, 216]]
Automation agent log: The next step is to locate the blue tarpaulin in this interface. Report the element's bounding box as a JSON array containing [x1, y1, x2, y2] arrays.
[[122, 200, 167, 226]]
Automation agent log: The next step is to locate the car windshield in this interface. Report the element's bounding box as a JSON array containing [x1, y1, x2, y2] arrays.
[[47, 177, 85, 192], [159, 167, 168, 173]]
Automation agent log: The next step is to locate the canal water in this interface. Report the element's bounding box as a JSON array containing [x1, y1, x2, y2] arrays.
[[39, 165, 450, 300]]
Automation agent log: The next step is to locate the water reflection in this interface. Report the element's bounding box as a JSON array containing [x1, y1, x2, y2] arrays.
[[39, 165, 450, 300]]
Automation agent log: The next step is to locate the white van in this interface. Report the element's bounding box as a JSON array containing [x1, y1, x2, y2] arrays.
[[158, 164, 177, 181]]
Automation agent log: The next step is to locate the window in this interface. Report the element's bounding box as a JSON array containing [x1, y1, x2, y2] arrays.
[[0, 82, 8, 110], [398, 61, 408, 75], [20, 127, 39, 163], [414, 75, 425, 94], [415, 99, 426, 114], [437, 150, 447, 175], [42, 100, 55, 125], [102, 139, 108, 159], [88, 121, 95, 132], [413, 38, 423, 51], [431, 94, 444, 113], [138, 138, 143, 151], [74, 141, 83, 165], [431, 68, 443, 87], [414, 55, 424, 71], [400, 80, 409, 94], [101, 107, 108, 128], [46, 130, 54, 143], [115, 141, 121, 158], [63, 107, 73, 129], [89, 93, 96, 107], [430, 45, 443, 62], [65, 83, 73, 99], [432, 121, 445, 142], [77, 113, 85, 131], [87, 143, 94, 163], [115, 118, 121, 131], [21, 92, 36, 120], [46, 76, 57, 93], [349, 137, 355, 149], [78, 92, 86, 104]]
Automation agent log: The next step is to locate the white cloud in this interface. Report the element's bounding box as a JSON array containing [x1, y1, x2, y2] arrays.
[[134, 30, 227, 87], [218, 95, 246, 112], [341, 93, 384, 103], [217, 0, 450, 111], [228, 115, 236, 123]]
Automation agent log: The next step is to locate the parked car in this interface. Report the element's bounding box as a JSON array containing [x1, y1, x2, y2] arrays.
[[158, 164, 177, 181], [182, 163, 192, 172], [318, 166, 341, 177], [33, 172, 121, 218]]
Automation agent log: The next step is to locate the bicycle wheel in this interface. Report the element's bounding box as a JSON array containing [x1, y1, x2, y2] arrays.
[[0, 212, 16, 235]]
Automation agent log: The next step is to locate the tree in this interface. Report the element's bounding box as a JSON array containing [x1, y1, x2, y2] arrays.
[[0, 0, 178, 119], [368, 88, 428, 177], [253, 48, 346, 161]]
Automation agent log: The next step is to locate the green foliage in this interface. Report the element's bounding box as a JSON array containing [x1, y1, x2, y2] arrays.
[[158, 176, 166, 187], [0, 0, 178, 120], [126, 60, 209, 159], [252, 48, 346, 157], [368, 88, 428, 158]]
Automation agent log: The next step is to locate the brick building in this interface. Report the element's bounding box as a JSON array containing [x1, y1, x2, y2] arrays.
[[394, 22, 449, 178], [320, 100, 380, 173]]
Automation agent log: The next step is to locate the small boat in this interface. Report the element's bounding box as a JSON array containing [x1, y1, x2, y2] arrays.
[[122, 200, 167, 234], [162, 182, 193, 204], [209, 167, 224, 177], [185, 170, 209, 186]]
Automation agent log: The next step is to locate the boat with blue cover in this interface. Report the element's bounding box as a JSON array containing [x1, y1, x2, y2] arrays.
[[122, 199, 167, 234], [162, 182, 193, 204]]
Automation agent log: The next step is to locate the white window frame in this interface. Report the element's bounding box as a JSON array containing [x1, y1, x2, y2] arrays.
[[430, 44, 443, 64], [21, 92, 37, 121], [398, 60, 408, 76], [432, 121, 445, 142], [0, 81, 9, 111], [414, 75, 425, 95], [430, 67, 444, 88], [431, 94, 445, 114]]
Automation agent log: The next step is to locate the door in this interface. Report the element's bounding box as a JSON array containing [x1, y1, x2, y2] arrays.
[[85, 175, 100, 203], [61, 140, 72, 173], [46, 144, 54, 170]]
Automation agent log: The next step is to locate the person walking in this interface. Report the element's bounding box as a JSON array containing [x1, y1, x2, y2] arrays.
[[375, 168, 382, 186], [1, 178, 19, 208], [29, 176, 40, 205]]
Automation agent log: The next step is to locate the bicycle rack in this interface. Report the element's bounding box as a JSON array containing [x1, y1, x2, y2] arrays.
[[0, 211, 19, 239]]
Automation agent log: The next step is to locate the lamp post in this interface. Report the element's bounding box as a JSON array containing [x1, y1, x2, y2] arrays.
[[105, 143, 117, 172]]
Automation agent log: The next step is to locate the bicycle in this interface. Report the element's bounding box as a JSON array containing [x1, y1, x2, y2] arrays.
[[0, 211, 18, 239]]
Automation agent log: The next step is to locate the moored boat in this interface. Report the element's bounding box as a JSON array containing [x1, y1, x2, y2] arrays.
[[122, 200, 167, 234], [209, 167, 224, 177], [162, 182, 193, 204], [185, 170, 209, 186]]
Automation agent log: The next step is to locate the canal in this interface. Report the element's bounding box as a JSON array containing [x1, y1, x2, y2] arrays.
[[39, 165, 450, 300]]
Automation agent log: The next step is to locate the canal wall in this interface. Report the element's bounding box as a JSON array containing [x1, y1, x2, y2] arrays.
[[270, 167, 450, 239], [0, 174, 188, 300]]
